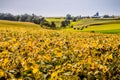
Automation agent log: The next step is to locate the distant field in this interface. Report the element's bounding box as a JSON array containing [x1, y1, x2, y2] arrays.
[[82, 23, 120, 33], [71, 18, 120, 28], [70, 18, 120, 33], [46, 17, 65, 27], [46, 17, 65, 22]]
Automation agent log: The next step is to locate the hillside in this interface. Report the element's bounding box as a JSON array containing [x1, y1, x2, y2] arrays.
[[71, 18, 120, 27], [70, 18, 120, 33], [0, 20, 41, 32], [82, 23, 120, 33]]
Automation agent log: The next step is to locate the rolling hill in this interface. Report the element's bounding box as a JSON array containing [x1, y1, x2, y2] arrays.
[[0, 20, 42, 32], [70, 18, 120, 33]]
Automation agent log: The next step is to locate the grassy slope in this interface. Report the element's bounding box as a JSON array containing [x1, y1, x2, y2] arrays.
[[70, 18, 120, 27], [82, 23, 120, 34], [0, 20, 42, 32], [69, 18, 120, 33]]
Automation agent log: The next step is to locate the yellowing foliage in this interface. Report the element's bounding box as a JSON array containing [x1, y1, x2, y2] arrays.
[[0, 27, 120, 79], [33, 68, 39, 74], [108, 54, 113, 60], [0, 70, 5, 77]]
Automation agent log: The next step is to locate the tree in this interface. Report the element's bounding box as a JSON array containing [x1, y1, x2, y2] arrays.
[[15, 15, 21, 21], [61, 21, 66, 27], [19, 14, 32, 22], [61, 20, 70, 27], [66, 14, 72, 20], [65, 20, 70, 25], [103, 15, 110, 18], [72, 17, 77, 22], [31, 14, 41, 24], [51, 22, 56, 28], [0, 13, 15, 21], [0, 13, 48, 25], [40, 17, 45, 25]]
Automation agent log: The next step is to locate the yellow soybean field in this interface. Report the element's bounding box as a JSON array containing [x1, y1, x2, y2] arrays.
[[0, 21, 120, 80]]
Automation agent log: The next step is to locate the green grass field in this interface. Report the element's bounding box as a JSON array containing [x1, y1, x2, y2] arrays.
[[82, 23, 120, 33], [69, 18, 120, 33], [70, 18, 120, 27]]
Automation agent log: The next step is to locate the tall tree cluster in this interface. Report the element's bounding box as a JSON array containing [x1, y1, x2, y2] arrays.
[[0, 13, 46, 25]]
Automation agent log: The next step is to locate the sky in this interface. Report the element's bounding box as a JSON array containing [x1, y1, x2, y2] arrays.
[[0, 0, 120, 17]]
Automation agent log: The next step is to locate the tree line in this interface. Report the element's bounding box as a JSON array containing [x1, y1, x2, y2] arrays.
[[0, 13, 114, 29], [0, 13, 43, 23], [0, 13, 82, 28], [0, 13, 57, 28]]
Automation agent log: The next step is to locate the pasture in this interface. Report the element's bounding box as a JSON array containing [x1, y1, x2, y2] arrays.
[[70, 18, 120, 33], [82, 23, 120, 33]]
